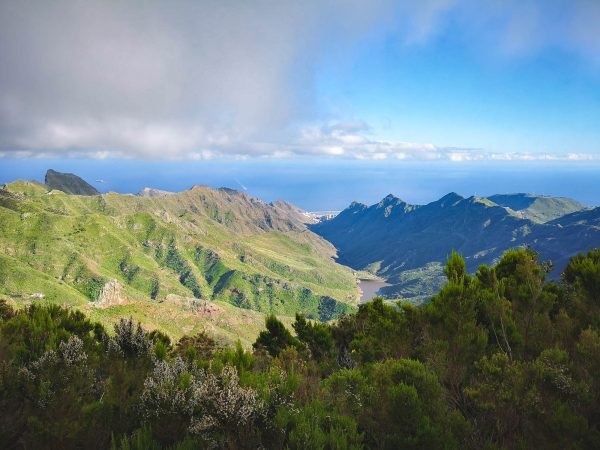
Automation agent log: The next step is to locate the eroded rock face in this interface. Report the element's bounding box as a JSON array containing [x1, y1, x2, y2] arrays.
[[96, 279, 126, 307]]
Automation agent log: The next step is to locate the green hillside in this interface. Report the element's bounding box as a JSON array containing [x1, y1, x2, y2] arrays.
[[0, 179, 357, 345]]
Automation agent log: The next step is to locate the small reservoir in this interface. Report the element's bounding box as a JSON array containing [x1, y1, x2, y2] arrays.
[[358, 278, 391, 303]]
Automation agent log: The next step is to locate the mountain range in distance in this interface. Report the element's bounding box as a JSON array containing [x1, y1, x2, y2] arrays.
[[1, 168, 599, 341], [311, 191, 600, 302]]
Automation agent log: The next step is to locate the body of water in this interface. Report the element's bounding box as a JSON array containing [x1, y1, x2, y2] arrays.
[[1, 159, 599, 211], [358, 278, 391, 303]]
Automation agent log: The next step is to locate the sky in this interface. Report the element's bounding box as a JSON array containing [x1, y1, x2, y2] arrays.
[[1, 0, 599, 207]]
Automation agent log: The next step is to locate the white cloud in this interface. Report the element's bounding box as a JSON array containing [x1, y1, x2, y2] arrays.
[[0, 0, 399, 158], [2, 117, 597, 162], [0, 1, 599, 160]]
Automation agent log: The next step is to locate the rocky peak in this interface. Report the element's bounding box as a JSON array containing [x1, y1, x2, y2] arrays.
[[348, 201, 367, 210], [45, 169, 100, 196], [435, 192, 464, 207], [378, 194, 402, 205]]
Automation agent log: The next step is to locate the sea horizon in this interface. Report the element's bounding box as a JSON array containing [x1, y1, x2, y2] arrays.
[[2, 159, 599, 211]]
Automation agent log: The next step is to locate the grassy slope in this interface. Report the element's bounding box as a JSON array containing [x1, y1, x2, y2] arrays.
[[0, 181, 356, 346]]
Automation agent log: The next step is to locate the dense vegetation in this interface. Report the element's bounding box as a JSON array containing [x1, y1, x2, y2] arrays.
[[1, 247, 599, 449]]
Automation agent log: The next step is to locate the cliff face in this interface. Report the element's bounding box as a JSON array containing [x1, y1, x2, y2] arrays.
[[45, 169, 100, 195]]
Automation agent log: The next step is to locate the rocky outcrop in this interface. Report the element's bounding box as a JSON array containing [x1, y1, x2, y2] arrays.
[[45, 169, 100, 196], [96, 279, 127, 307]]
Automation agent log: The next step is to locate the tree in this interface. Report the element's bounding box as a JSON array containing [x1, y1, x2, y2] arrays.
[[109, 317, 151, 358], [445, 249, 468, 285], [253, 315, 298, 357], [331, 298, 411, 365], [174, 331, 216, 362], [495, 248, 557, 359], [326, 359, 468, 449], [292, 314, 334, 361], [562, 249, 600, 330]]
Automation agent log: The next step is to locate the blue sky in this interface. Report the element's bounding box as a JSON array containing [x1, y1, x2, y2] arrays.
[[0, 1, 599, 207], [313, 1, 600, 159], [318, 35, 600, 156]]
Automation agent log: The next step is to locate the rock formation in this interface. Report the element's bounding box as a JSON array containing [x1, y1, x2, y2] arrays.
[[45, 169, 100, 195], [96, 279, 127, 307]]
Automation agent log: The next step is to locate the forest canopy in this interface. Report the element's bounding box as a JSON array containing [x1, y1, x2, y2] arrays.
[[1, 247, 599, 449]]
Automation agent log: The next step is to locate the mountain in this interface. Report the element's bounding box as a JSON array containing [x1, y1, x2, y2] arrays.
[[487, 193, 585, 223], [0, 177, 357, 345], [311, 192, 600, 303], [44, 168, 100, 195], [270, 199, 318, 224]]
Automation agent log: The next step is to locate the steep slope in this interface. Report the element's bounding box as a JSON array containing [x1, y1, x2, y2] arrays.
[[313, 193, 527, 273], [548, 206, 600, 228], [525, 206, 600, 271], [44, 169, 100, 195], [0, 179, 357, 344], [487, 193, 585, 223], [312, 193, 600, 303], [270, 199, 317, 224]]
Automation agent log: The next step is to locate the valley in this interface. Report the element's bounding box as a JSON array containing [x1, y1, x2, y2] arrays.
[[1, 169, 599, 342], [1, 170, 600, 449], [0, 171, 358, 347]]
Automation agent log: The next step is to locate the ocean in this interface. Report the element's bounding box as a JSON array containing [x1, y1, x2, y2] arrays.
[[1, 159, 599, 210]]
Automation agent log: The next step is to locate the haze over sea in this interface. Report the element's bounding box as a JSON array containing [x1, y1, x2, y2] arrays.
[[2, 159, 598, 211]]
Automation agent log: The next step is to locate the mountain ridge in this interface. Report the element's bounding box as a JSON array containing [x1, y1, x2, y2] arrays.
[[311, 192, 598, 302], [0, 175, 358, 345]]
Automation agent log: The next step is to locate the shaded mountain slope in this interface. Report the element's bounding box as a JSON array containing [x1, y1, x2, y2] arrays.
[[312, 192, 600, 302], [488, 193, 585, 223], [548, 206, 600, 227]]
